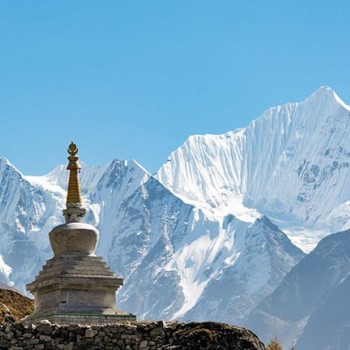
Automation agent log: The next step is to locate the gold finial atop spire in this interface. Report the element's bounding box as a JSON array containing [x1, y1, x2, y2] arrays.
[[66, 142, 82, 205], [63, 142, 86, 223], [68, 142, 79, 161]]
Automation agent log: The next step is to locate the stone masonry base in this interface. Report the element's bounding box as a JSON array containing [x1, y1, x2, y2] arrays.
[[23, 311, 136, 326], [0, 320, 266, 350]]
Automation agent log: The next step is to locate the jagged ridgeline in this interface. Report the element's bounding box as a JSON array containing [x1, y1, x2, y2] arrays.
[[0, 86, 350, 349]]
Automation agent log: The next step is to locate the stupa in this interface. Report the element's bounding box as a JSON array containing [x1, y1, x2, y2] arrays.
[[25, 142, 135, 324]]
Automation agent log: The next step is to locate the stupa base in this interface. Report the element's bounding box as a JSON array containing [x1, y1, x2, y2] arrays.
[[23, 310, 136, 325]]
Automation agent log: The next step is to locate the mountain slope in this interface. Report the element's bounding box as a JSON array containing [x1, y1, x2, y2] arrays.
[[183, 217, 304, 325], [0, 157, 58, 288], [296, 274, 350, 350], [246, 229, 350, 349], [118, 207, 304, 322]]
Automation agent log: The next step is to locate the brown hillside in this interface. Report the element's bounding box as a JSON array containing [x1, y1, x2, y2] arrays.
[[0, 288, 34, 322]]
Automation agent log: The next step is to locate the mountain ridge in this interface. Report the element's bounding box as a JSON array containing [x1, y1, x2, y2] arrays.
[[157, 85, 350, 252]]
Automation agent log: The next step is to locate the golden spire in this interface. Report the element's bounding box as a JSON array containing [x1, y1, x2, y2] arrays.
[[63, 142, 86, 223], [66, 142, 82, 205]]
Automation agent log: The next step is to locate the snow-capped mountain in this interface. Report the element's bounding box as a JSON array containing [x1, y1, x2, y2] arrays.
[[157, 86, 350, 252], [246, 229, 350, 350], [0, 155, 303, 325], [0, 86, 349, 346]]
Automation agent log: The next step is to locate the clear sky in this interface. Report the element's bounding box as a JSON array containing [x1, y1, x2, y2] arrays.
[[1, 1, 350, 175]]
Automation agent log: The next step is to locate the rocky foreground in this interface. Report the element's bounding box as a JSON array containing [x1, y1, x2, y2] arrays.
[[0, 320, 266, 350], [0, 287, 266, 349]]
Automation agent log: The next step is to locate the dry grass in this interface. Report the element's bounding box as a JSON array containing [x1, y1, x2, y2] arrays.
[[0, 288, 34, 322], [266, 337, 283, 350], [266, 337, 296, 350]]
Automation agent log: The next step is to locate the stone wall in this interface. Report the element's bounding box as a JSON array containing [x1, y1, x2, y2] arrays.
[[0, 320, 266, 350]]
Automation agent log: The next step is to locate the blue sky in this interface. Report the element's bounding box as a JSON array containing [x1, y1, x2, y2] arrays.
[[1, 1, 350, 175]]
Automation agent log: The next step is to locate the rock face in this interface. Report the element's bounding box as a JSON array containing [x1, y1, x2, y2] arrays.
[[0, 320, 266, 350]]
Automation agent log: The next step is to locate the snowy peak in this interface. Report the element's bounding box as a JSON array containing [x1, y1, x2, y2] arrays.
[[0, 157, 23, 178], [27, 158, 149, 197], [156, 128, 256, 221], [0, 157, 37, 228], [87, 159, 150, 202], [157, 86, 350, 251], [302, 85, 350, 112]]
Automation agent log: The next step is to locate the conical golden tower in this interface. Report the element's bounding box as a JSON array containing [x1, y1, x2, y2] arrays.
[[63, 142, 86, 223]]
